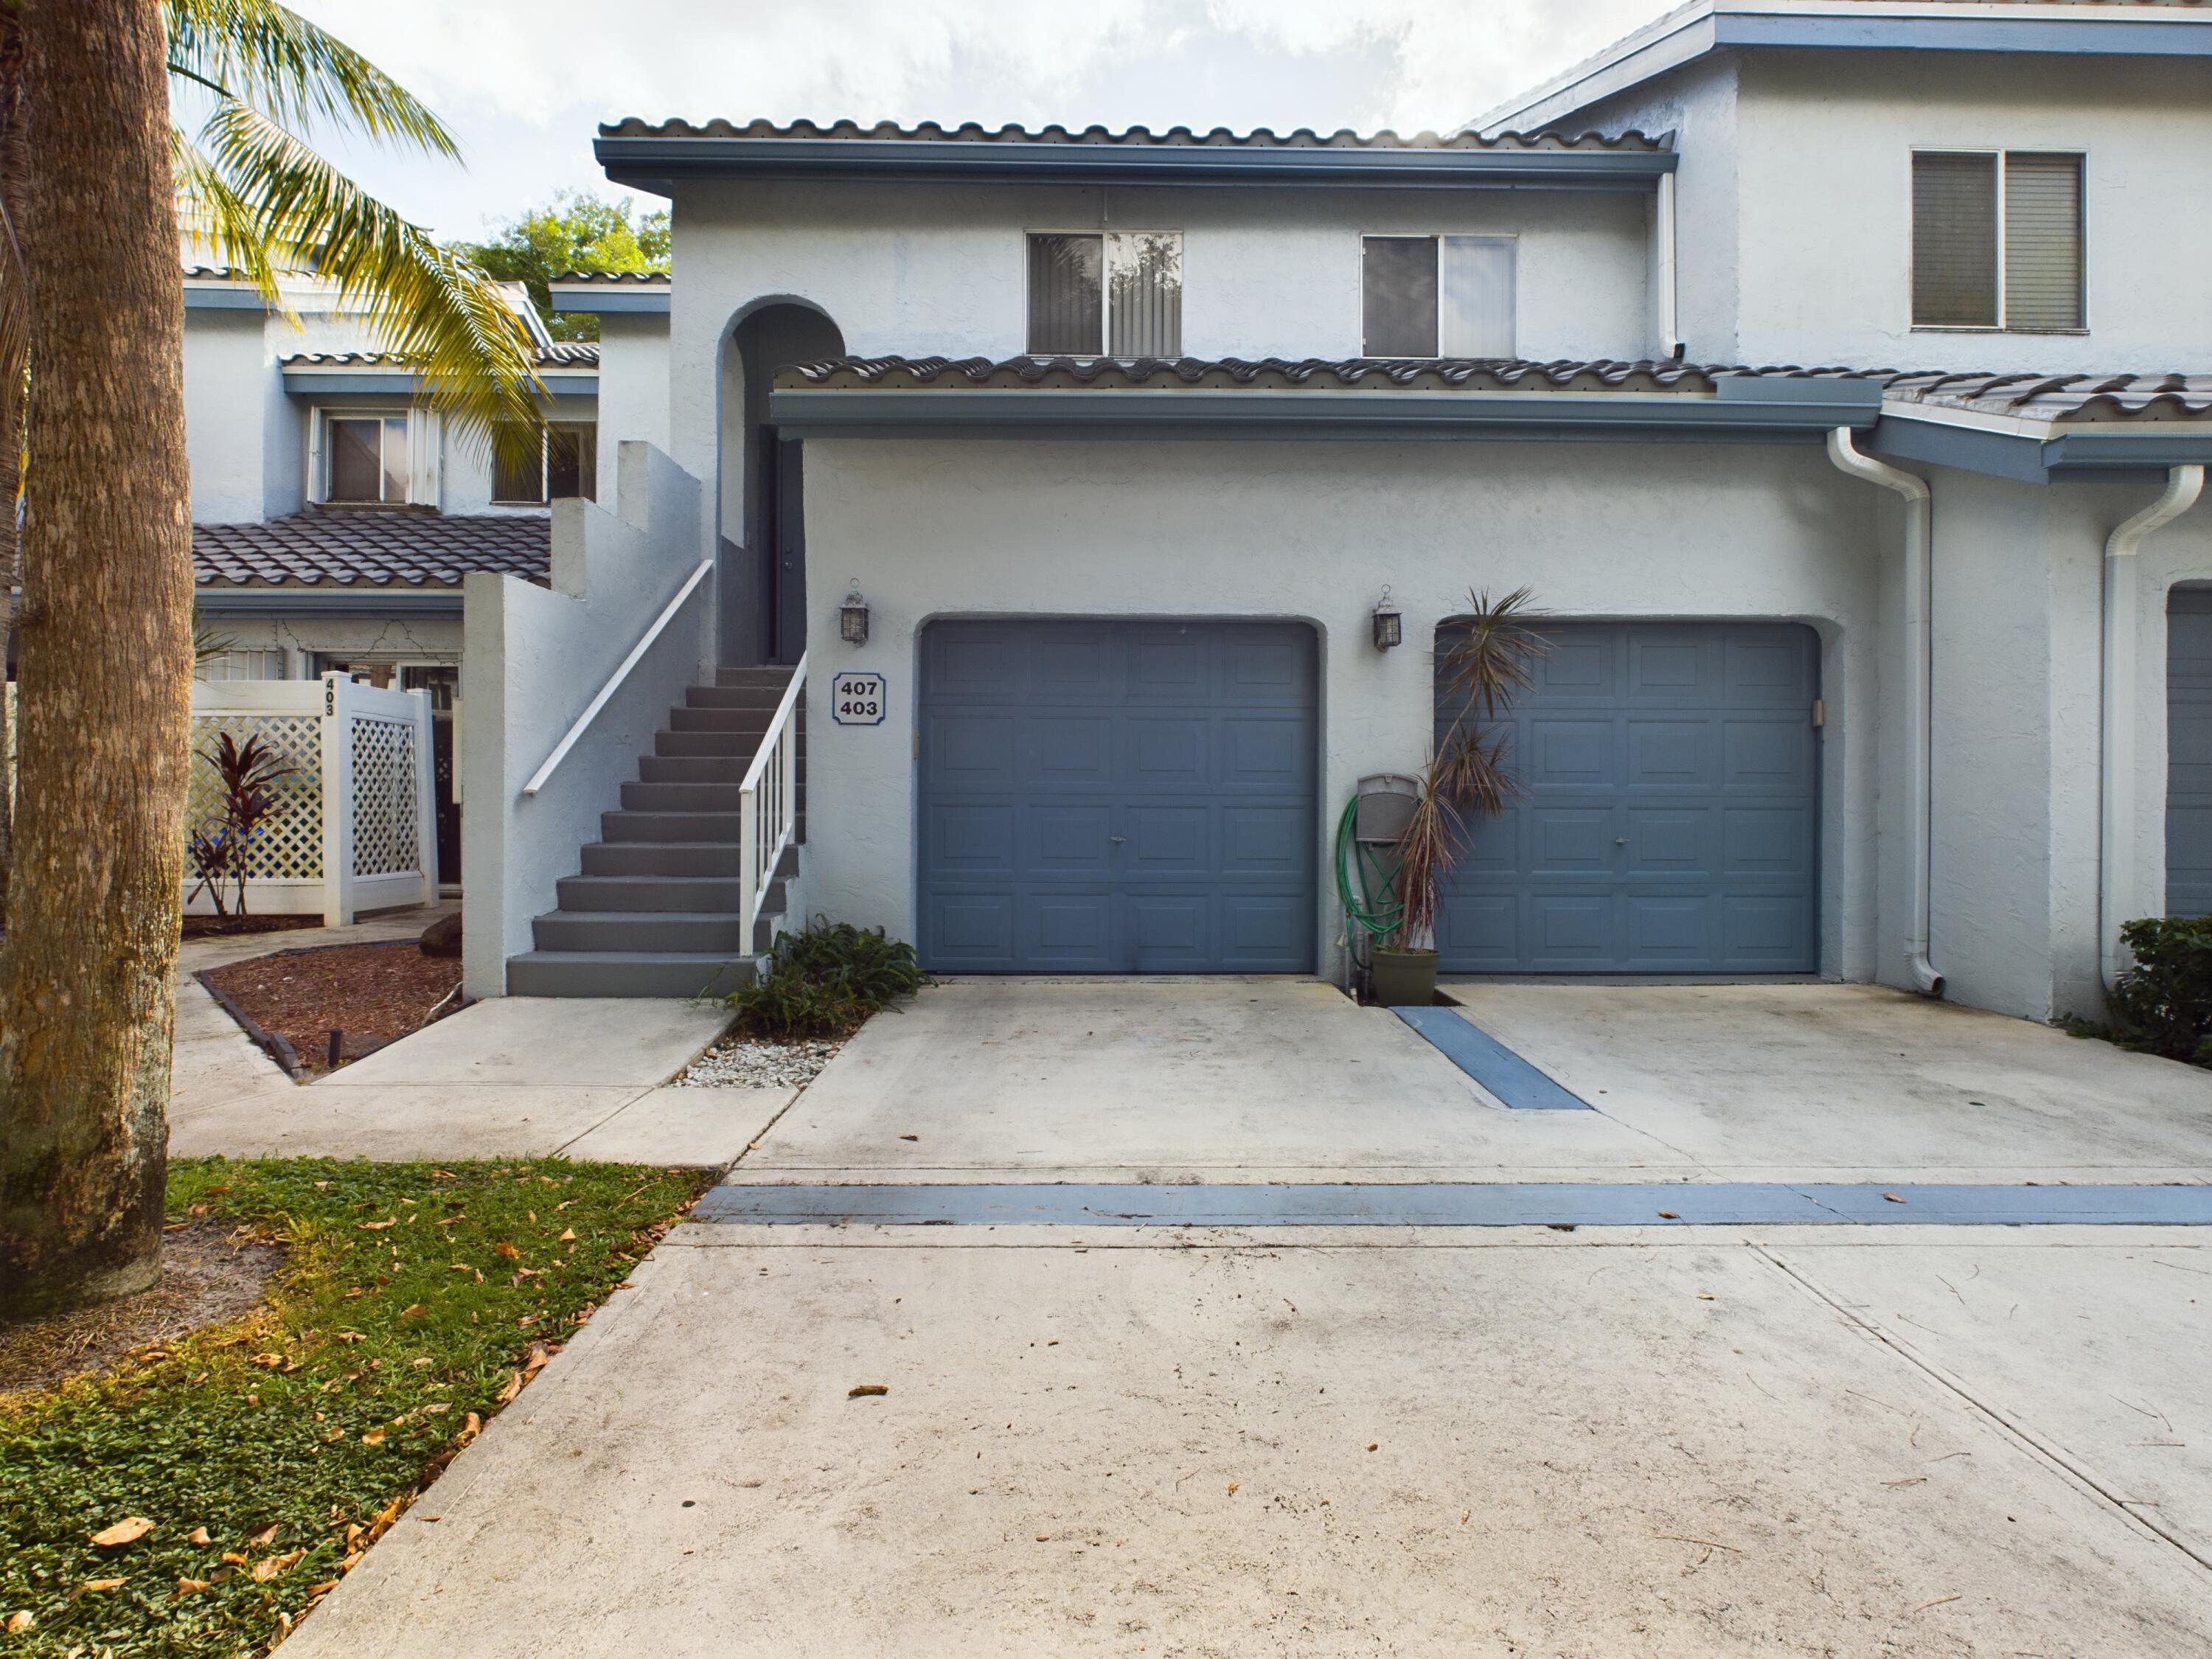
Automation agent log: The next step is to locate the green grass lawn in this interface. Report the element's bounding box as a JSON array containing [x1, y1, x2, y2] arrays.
[[1, 1156, 709, 1656]]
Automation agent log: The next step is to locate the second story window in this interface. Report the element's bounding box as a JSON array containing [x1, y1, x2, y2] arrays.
[[1026, 232, 1183, 358], [326, 415, 409, 504], [1911, 150, 2084, 332], [493, 422, 598, 505], [1363, 235, 1517, 359]]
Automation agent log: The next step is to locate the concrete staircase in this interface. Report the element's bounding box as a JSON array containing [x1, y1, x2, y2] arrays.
[[506, 666, 804, 998]]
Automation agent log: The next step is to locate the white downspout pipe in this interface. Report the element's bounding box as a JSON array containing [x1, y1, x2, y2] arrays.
[[2101, 465, 2205, 995], [1828, 428, 1943, 995], [1654, 171, 1680, 358]]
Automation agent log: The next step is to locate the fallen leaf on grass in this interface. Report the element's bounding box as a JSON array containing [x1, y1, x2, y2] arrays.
[[495, 1371, 523, 1404], [72, 1579, 126, 1596], [557, 1228, 577, 1242], [6, 1610, 32, 1634], [356, 1219, 397, 1231], [173, 1579, 211, 1598], [848, 1384, 889, 1399], [361, 1428, 386, 1446], [251, 1550, 305, 1583], [400, 1304, 428, 1321], [456, 1411, 482, 1447], [90, 1517, 154, 1548], [335, 1330, 366, 1343], [245, 1523, 279, 1548], [186, 1527, 212, 1546], [522, 1343, 555, 1375], [308, 1580, 339, 1597], [493, 1241, 521, 1261]]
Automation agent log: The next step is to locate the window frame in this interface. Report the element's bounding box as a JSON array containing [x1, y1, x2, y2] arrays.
[[313, 407, 415, 507], [490, 421, 599, 507], [1023, 228, 1183, 359], [1909, 146, 2088, 335], [1358, 232, 1520, 360]]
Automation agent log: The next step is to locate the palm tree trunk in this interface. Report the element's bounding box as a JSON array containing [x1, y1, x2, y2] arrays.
[[0, 10, 28, 921], [0, 0, 193, 1319]]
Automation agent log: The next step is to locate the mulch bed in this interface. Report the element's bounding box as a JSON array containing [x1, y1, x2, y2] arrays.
[[202, 940, 462, 1076], [181, 914, 325, 942], [0, 1222, 284, 1399]]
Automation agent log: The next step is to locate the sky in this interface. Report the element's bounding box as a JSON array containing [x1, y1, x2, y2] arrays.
[[277, 0, 1665, 243]]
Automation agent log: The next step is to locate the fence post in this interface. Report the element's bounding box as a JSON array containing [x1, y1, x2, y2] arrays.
[[321, 672, 356, 926], [411, 686, 439, 902]]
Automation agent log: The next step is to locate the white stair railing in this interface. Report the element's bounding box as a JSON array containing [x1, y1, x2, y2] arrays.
[[738, 652, 807, 953]]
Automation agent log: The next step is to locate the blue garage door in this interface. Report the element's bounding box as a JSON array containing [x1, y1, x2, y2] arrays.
[[2166, 588, 2212, 916], [1436, 622, 1820, 974], [919, 619, 1318, 973]]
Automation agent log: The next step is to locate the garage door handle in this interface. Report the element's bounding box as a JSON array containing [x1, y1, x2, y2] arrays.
[[1615, 838, 1628, 845], [1109, 835, 1127, 845]]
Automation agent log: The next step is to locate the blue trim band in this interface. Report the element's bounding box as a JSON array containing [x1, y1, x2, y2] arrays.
[[184, 287, 271, 311], [552, 290, 670, 315], [766, 386, 1879, 441], [281, 370, 598, 396], [598, 136, 1675, 195], [195, 588, 465, 613], [1393, 1006, 1591, 1109], [695, 1180, 2212, 1228], [1873, 409, 2212, 484]]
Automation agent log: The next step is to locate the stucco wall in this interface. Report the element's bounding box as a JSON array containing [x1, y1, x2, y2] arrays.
[[793, 436, 1885, 986], [594, 313, 672, 504], [189, 609, 464, 669], [183, 312, 274, 524], [667, 179, 1657, 544]]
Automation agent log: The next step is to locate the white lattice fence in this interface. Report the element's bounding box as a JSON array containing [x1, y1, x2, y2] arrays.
[[185, 676, 437, 923]]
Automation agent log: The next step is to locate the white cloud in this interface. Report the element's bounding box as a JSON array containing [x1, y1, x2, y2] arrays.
[[285, 0, 1660, 237]]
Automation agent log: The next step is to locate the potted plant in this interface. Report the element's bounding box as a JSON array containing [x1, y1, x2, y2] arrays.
[[1368, 588, 1545, 1006]]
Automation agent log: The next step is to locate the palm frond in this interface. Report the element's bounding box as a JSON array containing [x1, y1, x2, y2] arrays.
[[196, 97, 545, 460], [170, 128, 282, 302], [167, 0, 459, 158]]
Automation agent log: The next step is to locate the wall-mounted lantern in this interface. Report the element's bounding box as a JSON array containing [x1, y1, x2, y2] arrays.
[[1371, 585, 1402, 652], [839, 582, 870, 647]]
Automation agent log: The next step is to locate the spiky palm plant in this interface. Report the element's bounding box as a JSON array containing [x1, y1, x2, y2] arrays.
[[1390, 588, 1548, 952]]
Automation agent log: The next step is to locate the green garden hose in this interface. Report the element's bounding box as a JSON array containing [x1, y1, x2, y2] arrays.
[[1335, 795, 1405, 973]]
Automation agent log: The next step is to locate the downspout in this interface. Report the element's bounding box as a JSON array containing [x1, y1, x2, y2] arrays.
[[1827, 428, 1943, 995], [1654, 171, 1680, 358], [2101, 465, 2205, 995]]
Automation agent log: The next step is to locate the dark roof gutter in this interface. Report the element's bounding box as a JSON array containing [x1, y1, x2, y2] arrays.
[[767, 380, 1876, 442], [193, 586, 466, 613], [1871, 407, 2212, 485], [597, 136, 1676, 196]]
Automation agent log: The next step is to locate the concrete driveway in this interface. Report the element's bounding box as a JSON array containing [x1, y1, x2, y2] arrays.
[[287, 978, 2212, 1657]]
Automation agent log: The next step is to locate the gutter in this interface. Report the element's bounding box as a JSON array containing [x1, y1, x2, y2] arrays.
[[766, 385, 1879, 441], [194, 587, 467, 614], [2100, 465, 2205, 998], [1827, 428, 1943, 998], [597, 136, 1676, 195]]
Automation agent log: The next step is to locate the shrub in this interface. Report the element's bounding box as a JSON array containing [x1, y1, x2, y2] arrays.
[[2104, 916, 2212, 1064], [723, 917, 925, 1038]]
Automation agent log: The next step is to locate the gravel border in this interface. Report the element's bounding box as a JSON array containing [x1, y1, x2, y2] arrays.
[[674, 1035, 843, 1090]]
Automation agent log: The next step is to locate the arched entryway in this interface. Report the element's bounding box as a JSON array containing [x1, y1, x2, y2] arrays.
[[719, 300, 845, 666]]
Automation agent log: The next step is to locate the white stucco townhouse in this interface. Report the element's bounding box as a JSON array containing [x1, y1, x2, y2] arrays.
[[456, 0, 2212, 1030]]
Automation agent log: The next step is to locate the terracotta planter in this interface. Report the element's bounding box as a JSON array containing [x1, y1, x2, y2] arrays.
[[1370, 947, 1439, 1008]]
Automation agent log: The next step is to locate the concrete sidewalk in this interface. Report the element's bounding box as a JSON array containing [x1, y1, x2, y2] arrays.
[[284, 1222, 2212, 1658], [170, 915, 780, 1166]]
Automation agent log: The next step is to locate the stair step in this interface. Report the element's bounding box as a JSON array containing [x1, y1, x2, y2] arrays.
[[656, 728, 761, 758], [557, 874, 748, 911], [686, 684, 789, 710], [622, 780, 745, 812], [715, 666, 798, 688], [637, 754, 744, 785], [670, 706, 773, 734], [604, 810, 742, 844], [532, 910, 752, 953], [506, 950, 759, 999], [580, 841, 744, 877]]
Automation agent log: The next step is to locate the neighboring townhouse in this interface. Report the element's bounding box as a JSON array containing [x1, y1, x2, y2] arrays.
[[181, 265, 672, 880], [458, 0, 2212, 1029]]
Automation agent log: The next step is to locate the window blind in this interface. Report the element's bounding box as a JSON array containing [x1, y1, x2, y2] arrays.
[[2004, 153, 2083, 331], [1911, 152, 1998, 327], [1441, 236, 1516, 358], [1026, 234, 1103, 355], [1363, 237, 1438, 357], [1107, 232, 1182, 358]]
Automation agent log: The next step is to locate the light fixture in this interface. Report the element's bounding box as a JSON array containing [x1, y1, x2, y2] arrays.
[[839, 581, 870, 647], [1371, 585, 1402, 651]]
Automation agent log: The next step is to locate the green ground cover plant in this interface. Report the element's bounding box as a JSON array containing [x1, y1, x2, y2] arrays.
[[724, 918, 925, 1038], [0, 1156, 708, 1656], [2062, 916, 2212, 1065]]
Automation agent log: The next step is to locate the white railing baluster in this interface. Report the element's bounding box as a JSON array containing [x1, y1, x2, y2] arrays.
[[736, 652, 807, 956]]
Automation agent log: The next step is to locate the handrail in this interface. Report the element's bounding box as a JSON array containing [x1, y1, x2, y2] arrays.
[[522, 559, 712, 798], [739, 650, 808, 796]]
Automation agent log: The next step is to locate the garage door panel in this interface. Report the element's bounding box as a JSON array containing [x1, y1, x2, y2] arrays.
[[1439, 621, 1818, 974], [920, 620, 1317, 973], [2167, 591, 2212, 916]]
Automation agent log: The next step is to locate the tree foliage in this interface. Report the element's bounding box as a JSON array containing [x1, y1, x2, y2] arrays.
[[457, 191, 671, 341]]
